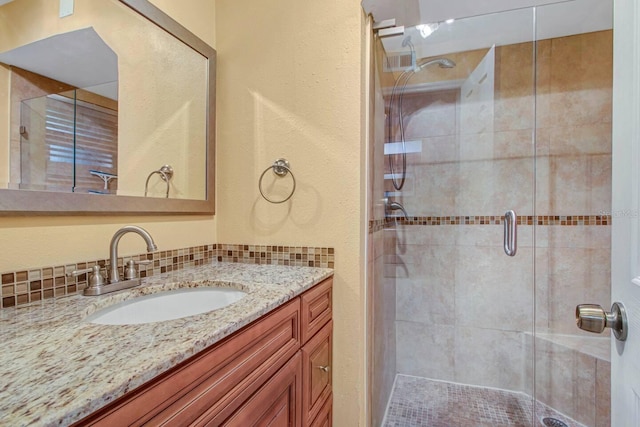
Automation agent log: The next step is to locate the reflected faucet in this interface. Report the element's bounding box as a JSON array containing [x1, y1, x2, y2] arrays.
[[109, 225, 157, 283], [384, 197, 409, 220]]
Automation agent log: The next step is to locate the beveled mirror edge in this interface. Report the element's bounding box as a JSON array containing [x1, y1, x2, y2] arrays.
[[0, 0, 216, 216]]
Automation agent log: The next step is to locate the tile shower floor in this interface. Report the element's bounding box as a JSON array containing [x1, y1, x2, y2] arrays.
[[382, 375, 585, 427]]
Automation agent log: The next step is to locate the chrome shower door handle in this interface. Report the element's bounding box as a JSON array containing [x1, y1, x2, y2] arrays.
[[503, 210, 517, 256]]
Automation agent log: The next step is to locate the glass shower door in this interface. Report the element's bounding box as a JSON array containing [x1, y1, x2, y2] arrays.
[[533, 1, 613, 426], [370, 6, 538, 426]]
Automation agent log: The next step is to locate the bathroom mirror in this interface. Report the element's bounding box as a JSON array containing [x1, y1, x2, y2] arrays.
[[0, 0, 216, 214]]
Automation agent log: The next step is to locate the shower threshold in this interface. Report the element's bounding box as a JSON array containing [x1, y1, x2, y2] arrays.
[[382, 375, 585, 427]]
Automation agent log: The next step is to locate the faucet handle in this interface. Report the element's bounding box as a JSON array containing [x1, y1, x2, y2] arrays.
[[123, 259, 153, 280], [383, 197, 409, 219], [67, 265, 107, 288]]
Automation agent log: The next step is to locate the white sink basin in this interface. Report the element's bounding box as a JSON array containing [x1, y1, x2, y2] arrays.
[[86, 287, 247, 325]]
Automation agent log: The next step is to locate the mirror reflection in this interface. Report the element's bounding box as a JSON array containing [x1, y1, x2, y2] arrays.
[[0, 0, 209, 200]]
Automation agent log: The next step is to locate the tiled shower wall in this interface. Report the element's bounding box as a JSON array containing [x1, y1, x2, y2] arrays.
[[377, 30, 612, 427]]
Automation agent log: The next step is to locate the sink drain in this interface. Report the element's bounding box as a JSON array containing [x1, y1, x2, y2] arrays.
[[541, 418, 568, 427]]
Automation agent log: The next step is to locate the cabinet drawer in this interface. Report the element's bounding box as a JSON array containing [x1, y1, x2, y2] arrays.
[[301, 277, 332, 344], [302, 320, 332, 427], [77, 298, 300, 426]]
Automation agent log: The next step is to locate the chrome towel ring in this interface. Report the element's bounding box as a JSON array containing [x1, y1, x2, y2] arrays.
[[258, 158, 296, 204], [144, 165, 173, 198]]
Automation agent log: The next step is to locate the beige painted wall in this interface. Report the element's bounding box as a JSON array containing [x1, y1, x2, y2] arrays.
[[215, 0, 366, 425], [0, 64, 9, 187], [0, 0, 217, 273], [2, 0, 367, 424]]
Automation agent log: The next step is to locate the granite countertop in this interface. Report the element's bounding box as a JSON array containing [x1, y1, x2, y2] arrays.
[[0, 262, 333, 427]]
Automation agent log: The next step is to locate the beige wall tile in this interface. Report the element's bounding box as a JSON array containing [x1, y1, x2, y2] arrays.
[[494, 129, 536, 160], [418, 135, 458, 165], [456, 224, 533, 248], [394, 245, 456, 283], [495, 42, 535, 133], [403, 162, 459, 216], [396, 276, 455, 326], [395, 225, 454, 247], [383, 229, 399, 254], [396, 321, 455, 381], [538, 225, 611, 249], [456, 157, 534, 215], [548, 247, 611, 334], [494, 96, 535, 133], [459, 132, 495, 162], [454, 327, 525, 391], [547, 123, 611, 156], [456, 246, 534, 332], [523, 333, 535, 396], [595, 359, 611, 427], [535, 338, 598, 426], [535, 247, 551, 332], [541, 154, 611, 215], [402, 90, 458, 140]]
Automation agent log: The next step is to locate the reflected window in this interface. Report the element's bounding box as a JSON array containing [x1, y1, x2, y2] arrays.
[[20, 88, 118, 194]]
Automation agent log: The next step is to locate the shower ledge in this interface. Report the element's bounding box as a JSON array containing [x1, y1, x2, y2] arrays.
[[528, 332, 610, 362]]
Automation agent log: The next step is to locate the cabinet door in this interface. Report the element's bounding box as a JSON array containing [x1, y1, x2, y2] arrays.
[[310, 394, 332, 427], [301, 278, 332, 344], [216, 352, 302, 427], [302, 320, 332, 427]]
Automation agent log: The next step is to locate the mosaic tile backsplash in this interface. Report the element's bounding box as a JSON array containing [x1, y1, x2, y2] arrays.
[[0, 243, 335, 309]]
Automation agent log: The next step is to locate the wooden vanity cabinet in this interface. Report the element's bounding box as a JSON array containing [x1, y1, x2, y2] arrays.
[[302, 321, 332, 427], [74, 277, 333, 427]]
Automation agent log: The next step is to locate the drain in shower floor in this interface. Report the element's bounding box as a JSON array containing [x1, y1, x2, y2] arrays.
[[541, 417, 569, 427]]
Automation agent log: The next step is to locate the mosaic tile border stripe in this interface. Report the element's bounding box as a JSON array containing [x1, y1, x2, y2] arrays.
[[369, 215, 611, 233], [0, 243, 335, 309]]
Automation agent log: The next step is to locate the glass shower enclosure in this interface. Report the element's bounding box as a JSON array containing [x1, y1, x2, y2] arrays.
[[367, 1, 612, 426]]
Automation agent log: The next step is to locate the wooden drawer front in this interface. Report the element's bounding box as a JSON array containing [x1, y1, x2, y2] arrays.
[[310, 393, 332, 427], [302, 320, 332, 427], [217, 352, 302, 427], [77, 298, 300, 427], [301, 277, 332, 344]]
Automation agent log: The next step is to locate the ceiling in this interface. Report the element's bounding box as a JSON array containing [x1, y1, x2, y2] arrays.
[[0, 27, 119, 100], [367, 0, 612, 60], [364, 0, 571, 28]]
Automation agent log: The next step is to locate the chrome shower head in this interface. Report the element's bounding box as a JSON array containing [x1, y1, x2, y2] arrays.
[[415, 57, 456, 70]]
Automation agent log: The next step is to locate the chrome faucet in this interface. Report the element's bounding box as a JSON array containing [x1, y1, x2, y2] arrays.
[[384, 197, 409, 219], [80, 226, 158, 296], [109, 225, 157, 283]]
